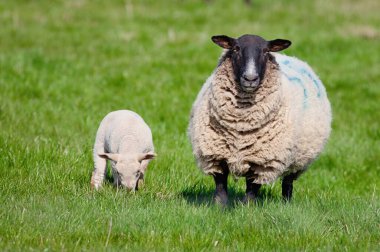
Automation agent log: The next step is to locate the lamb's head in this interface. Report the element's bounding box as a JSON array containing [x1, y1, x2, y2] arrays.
[[211, 34, 291, 92], [98, 152, 156, 190]]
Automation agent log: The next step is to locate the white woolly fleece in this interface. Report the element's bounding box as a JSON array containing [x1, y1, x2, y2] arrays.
[[93, 110, 154, 155], [188, 53, 331, 184]]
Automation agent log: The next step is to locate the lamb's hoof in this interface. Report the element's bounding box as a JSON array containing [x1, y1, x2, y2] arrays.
[[242, 192, 258, 205], [90, 182, 100, 191], [214, 192, 228, 207]]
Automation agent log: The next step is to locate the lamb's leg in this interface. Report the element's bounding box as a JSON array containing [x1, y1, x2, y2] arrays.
[[136, 160, 150, 190], [282, 171, 302, 202], [244, 176, 261, 203], [213, 161, 229, 206], [91, 152, 107, 190]]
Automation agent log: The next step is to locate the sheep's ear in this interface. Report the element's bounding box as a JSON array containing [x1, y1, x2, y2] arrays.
[[137, 152, 157, 162], [211, 35, 236, 49], [98, 153, 119, 162], [268, 39, 292, 52]]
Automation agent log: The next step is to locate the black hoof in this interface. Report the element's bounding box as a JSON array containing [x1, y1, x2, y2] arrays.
[[242, 192, 258, 204], [214, 191, 228, 206], [282, 195, 292, 203]]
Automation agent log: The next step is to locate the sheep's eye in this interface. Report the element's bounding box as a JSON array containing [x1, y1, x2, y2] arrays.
[[233, 46, 240, 52]]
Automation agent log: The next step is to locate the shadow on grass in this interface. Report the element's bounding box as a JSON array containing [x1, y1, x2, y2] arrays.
[[180, 184, 279, 208], [105, 170, 114, 184]]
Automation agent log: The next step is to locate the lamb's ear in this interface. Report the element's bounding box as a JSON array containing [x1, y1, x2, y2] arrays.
[[98, 153, 120, 162], [211, 35, 236, 49], [137, 152, 157, 162], [268, 39, 292, 52]]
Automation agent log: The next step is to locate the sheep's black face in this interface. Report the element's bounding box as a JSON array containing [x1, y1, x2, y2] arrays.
[[212, 34, 291, 92]]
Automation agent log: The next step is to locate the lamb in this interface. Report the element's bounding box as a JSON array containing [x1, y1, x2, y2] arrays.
[[188, 34, 332, 205], [91, 110, 156, 190]]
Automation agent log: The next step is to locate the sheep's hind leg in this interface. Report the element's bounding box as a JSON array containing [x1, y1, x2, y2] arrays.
[[244, 175, 261, 204], [282, 171, 302, 202], [212, 161, 229, 206]]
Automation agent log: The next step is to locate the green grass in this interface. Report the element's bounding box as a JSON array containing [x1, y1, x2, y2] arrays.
[[1, 0, 379, 250]]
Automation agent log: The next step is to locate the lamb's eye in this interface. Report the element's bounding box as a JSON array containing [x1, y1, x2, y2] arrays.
[[233, 46, 240, 52]]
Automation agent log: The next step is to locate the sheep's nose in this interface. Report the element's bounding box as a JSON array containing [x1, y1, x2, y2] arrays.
[[243, 74, 259, 82]]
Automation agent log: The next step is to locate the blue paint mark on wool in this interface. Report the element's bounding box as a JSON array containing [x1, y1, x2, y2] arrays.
[[289, 77, 308, 99], [278, 57, 322, 97], [283, 72, 308, 108], [300, 69, 322, 97], [279, 60, 308, 97]]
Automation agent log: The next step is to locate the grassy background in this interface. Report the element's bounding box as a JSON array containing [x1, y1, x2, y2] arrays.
[[0, 0, 379, 250]]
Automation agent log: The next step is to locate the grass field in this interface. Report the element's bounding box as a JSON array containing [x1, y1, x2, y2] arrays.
[[1, 0, 379, 250]]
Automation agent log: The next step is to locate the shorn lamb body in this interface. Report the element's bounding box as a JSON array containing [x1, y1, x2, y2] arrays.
[[91, 110, 156, 190], [188, 34, 331, 205]]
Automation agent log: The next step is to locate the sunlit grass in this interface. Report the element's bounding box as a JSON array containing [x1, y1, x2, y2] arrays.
[[0, 0, 379, 250]]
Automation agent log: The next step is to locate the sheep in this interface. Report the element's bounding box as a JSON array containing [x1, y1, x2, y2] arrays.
[[188, 34, 332, 205], [91, 110, 156, 190]]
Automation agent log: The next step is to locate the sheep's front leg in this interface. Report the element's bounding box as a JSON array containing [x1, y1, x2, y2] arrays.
[[213, 172, 229, 206], [244, 176, 261, 203], [282, 171, 302, 202], [212, 161, 229, 206], [91, 154, 107, 190]]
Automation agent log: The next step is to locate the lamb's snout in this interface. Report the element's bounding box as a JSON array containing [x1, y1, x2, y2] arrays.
[[122, 179, 139, 191], [114, 177, 138, 191]]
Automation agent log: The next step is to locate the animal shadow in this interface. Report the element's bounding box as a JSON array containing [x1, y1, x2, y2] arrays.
[[180, 183, 278, 208]]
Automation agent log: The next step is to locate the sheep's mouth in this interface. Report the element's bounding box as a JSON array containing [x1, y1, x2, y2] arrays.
[[240, 78, 260, 92], [242, 86, 257, 92], [241, 84, 259, 93]]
